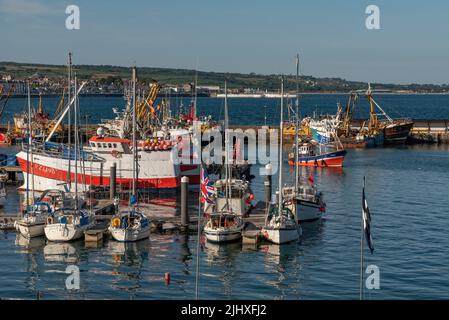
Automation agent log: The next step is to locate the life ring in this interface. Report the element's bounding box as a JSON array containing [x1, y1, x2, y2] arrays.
[[112, 217, 121, 228], [46, 216, 53, 225], [111, 149, 121, 158]]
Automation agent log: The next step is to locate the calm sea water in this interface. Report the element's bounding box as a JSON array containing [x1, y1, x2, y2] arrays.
[[5, 93, 449, 126], [1, 96, 449, 300]]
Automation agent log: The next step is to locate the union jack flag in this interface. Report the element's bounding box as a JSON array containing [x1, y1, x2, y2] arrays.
[[200, 166, 216, 204]]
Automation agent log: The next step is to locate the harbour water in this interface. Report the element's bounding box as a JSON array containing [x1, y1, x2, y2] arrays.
[[1, 96, 449, 299]]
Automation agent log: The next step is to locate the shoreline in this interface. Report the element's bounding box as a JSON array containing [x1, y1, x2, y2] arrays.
[[8, 92, 449, 98]]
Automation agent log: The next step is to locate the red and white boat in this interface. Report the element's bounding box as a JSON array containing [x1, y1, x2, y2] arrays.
[[16, 135, 180, 192], [288, 142, 346, 168]]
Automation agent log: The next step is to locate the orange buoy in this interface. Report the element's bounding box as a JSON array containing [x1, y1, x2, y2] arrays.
[[164, 272, 170, 285]]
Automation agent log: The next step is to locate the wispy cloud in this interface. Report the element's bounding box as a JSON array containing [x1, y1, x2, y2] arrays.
[[0, 0, 60, 16]]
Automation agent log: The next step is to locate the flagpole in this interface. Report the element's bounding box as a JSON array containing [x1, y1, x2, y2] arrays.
[[360, 177, 366, 300]]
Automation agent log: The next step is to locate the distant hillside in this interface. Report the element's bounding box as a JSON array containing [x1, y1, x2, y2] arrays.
[[1, 61, 449, 93]]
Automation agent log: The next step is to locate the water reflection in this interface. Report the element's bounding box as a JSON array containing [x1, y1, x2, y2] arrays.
[[107, 240, 150, 296], [260, 242, 302, 299], [108, 240, 150, 266], [203, 241, 242, 297], [15, 234, 46, 298], [178, 233, 192, 274], [204, 241, 241, 264], [44, 242, 81, 264], [15, 234, 46, 251]]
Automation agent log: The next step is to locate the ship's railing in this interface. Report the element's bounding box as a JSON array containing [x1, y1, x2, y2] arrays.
[[21, 141, 104, 162]]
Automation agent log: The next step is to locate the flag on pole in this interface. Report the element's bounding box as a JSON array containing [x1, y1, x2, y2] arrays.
[[308, 173, 314, 185], [362, 185, 374, 254], [200, 166, 216, 204]]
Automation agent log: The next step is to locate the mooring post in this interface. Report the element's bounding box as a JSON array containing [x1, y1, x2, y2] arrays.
[[110, 163, 116, 200], [181, 176, 189, 231], [264, 163, 272, 205]]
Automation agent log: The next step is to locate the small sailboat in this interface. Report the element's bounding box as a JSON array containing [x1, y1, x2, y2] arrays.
[[203, 213, 244, 243], [44, 71, 93, 242], [16, 201, 53, 238], [204, 178, 253, 216], [262, 77, 300, 245], [283, 182, 326, 223], [44, 208, 91, 242], [109, 67, 150, 243], [203, 81, 245, 243], [16, 83, 52, 238], [284, 56, 326, 223], [109, 207, 150, 242]]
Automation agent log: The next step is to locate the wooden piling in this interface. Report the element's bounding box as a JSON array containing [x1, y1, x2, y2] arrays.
[[264, 163, 272, 204], [110, 163, 116, 200]]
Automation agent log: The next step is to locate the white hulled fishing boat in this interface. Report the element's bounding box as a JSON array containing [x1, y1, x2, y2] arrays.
[[15, 54, 180, 193]]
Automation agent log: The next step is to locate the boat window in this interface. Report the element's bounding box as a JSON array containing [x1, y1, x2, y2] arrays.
[[108, 143, 112, 148], [103, 143, 107, 148], [97, 143, 102, 148], [90, 142, 95, 147], [113, 143, 117, 148]]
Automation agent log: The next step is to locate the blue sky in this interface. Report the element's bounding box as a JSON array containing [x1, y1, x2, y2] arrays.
[[1, 0, 449, 84]]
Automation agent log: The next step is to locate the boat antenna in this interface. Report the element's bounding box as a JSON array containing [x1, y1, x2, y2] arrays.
[[278, 76, 284, 214]]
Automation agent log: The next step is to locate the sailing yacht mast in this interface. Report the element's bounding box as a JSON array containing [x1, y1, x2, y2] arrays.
[[26, 83, 33, 211], [67, 53, 72, 189], [224, 81, 231, 210], [132, 66, 137, 200], [279, 77, 284, 213], [294, 54, 300, 193], [74, 75, 78, 209]]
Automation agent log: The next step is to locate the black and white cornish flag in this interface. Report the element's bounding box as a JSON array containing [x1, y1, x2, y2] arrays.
[[362, 186, 374, 254]]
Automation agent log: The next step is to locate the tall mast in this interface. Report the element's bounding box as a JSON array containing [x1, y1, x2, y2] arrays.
[[294, 54, 300, 193], [26, 83, 31, 212], [224, 81, 230, 210], [74, 75, 78, 208], [67, 52, 72, 188], [279, 77, 284, 213], [194, 69, 198, 120], [132, 66, 137, 199]]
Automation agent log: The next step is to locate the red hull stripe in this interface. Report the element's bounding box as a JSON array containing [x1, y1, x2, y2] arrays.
[[288, 156, 345, 167], [17, 157, 180, 189]]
